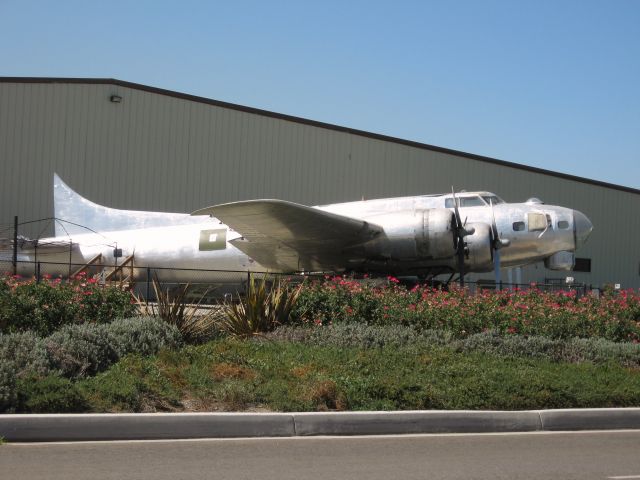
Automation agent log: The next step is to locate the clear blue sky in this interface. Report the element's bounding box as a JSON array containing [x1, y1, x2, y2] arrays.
[[2, 0, 639, 189]]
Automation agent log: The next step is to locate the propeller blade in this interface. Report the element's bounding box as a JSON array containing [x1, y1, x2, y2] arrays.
[[493, 247, 501, 288], [490, 198, 505, 290], [489, 199, 499, 248], [451, 188, 459, 223], [489, 199, 509, 249], [451, 187, 465, 287]]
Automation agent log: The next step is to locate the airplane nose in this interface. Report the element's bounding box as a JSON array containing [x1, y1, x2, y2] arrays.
[[573, 210, 593, 249]]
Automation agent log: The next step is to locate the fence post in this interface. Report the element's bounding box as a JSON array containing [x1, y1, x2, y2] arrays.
[[12, 216, 18, 275], [36, 262, 41, 283], [247, 270, 251, 294]]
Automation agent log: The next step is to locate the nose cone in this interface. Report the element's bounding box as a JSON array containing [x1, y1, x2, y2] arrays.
[[573, 210, 593, 249]]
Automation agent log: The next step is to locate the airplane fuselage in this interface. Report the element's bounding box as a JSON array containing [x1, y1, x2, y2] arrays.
[[8, 187, 593, 282]]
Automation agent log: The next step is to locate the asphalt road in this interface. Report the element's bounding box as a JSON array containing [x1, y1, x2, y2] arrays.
[[2, 431, 640, 480]]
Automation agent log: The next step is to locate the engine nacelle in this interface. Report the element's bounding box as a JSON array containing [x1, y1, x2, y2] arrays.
[[544, 251, 575, 271], [365, 208, 457, 261], [462, 223, 494, 272]]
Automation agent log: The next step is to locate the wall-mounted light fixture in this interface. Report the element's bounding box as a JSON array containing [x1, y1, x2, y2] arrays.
[[110, 95, 122, 103]]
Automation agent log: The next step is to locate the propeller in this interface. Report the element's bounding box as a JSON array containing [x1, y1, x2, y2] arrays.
[[489, 199, 510, 288], [451, 188, 475, 287]]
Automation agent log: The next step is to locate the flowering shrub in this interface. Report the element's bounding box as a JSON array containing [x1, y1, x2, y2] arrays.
[[0, 273, 136, 336], [292, 277, 640, 342]]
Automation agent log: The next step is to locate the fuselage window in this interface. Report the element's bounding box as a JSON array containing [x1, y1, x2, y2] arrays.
[[557, 220, 569, 230], [513, 221, 525, 231]]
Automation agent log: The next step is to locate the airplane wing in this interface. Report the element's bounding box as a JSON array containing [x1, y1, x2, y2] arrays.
[[192, 200, 383, 272]]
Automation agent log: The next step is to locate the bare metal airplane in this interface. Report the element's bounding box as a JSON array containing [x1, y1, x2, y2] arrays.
[[4, 174, 592, 286]]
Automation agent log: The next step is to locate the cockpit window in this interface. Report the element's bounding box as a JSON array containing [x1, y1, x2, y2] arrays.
[[445, 196, 486, 208], [557, 220, 569, 230], [481, 195, 504, 205]]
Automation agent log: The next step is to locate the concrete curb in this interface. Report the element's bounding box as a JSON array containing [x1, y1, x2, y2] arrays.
[[293, 411, 542, 436], [540, 408, 640, 431], [0, 413, 295, 442], [1, 409, 640, 442]]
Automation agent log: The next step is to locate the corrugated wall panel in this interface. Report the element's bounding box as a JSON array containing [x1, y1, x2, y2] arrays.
[[1, 80, 638, 287]]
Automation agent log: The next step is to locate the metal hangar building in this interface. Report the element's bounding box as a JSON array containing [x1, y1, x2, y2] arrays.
[[1, 77, 638, 288]]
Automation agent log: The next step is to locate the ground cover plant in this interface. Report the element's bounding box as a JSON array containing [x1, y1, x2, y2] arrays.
[[2, 272, 640, 414], [292, 277, 640, 342], [36, 338, 640, 412]]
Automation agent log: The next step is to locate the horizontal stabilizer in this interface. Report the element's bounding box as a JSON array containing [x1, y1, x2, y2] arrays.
[[15, 236, 80, 254]]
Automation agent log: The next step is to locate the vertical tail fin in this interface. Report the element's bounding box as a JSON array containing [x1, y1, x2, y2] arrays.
[[53, 174, 204, 236]]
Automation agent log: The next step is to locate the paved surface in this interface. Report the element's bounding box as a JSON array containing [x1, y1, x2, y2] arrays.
[[2, 431, 640, 480]]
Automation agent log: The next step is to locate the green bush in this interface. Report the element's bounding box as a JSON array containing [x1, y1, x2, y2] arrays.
[[455, 332, 640, 367], [44, 317, 182, 379], [0, 331, 50, 377], [45, 324, 120, 378], [0, 317, 182, 413], [0, 361, 17, 412], [0, 317, 182, 384], [106, 317, 184, 357], [15, 374, 88, 413], [269, 324, 453, 349], [0, 275, 136, 336], [269, 324, 640, 368], [565, 337, 640, 366]]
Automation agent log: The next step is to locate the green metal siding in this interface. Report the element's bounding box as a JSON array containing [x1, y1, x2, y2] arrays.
[[0, 80, 638, 287]]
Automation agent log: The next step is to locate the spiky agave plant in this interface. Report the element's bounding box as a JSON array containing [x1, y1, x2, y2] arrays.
[[134, 277, 222, 343], [220, 274, 303, 338]]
